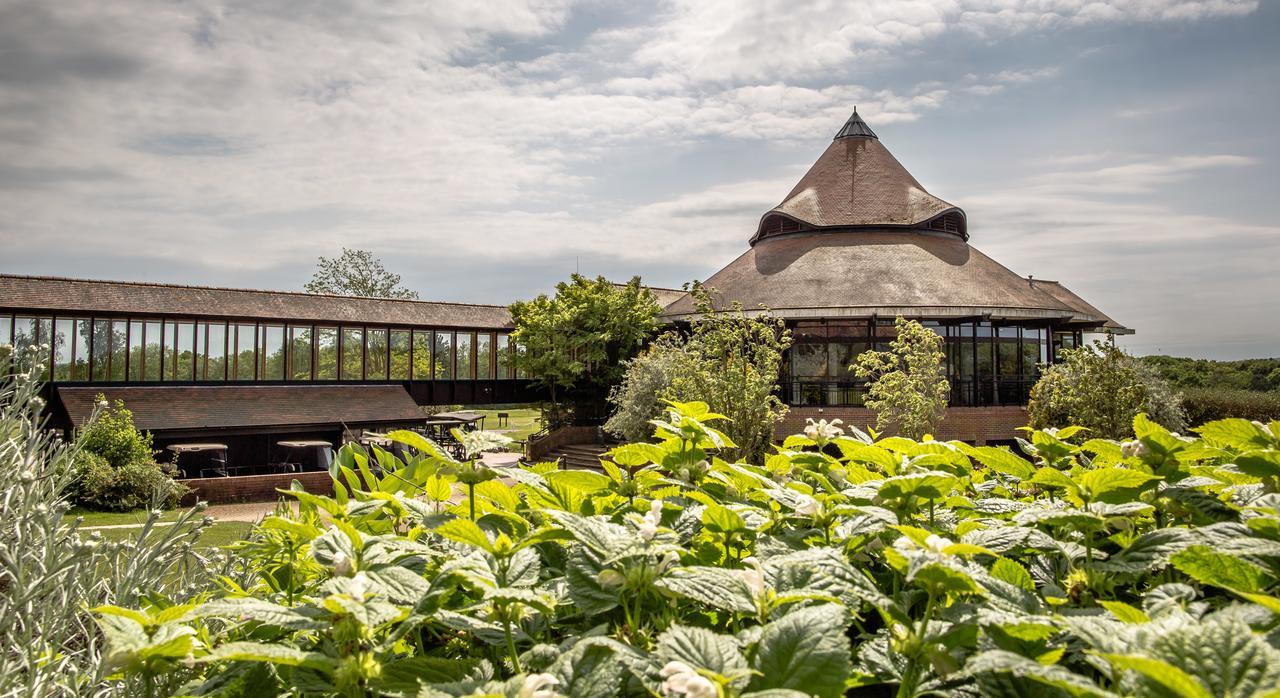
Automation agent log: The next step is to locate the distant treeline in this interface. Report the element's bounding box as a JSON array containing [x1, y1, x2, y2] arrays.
[[1140, 355, 1280, 393]]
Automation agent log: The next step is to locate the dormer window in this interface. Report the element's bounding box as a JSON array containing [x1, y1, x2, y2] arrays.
[[926, 211, 966, 237], [758, 214, 804, 238]]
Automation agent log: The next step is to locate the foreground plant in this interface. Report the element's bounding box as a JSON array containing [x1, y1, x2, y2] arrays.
[[90, 396, 1280, 697]]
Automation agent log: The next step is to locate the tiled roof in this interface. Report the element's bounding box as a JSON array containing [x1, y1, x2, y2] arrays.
[[752, 119, 962, 243], [0, 274, 512, 328], [58, 384, 426, 431], [662, 231, 1117, 328], [1033, 279, 1131, 334]]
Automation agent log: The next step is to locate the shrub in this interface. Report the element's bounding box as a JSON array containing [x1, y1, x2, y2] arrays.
[[1181, 387, 1280, 423], [605, 285, 791, 462], [852, 316, 949, 439], [0, 346, 224, 696], [1029, 336, 1186, 438], [72, 396, 188, 510], [92, 402, 1280, 698]]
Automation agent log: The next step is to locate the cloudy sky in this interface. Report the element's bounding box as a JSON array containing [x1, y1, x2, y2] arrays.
[[1, 0, 1277, 359]]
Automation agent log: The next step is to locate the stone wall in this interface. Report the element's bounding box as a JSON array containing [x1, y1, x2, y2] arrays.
[[777, 405, 1028, 445], [525, 425, 602, 461]]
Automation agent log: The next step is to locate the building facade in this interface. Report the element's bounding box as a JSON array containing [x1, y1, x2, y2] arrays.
[[661, 111, 1127, 443]]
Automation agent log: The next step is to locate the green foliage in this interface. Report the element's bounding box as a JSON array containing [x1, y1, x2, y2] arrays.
[[304, 247, 419, 299], [1030, 336, 1187, 439], [1142, 355, 1280, 393], [511, 275, 660, 423], [607, 285, 792, 463], [73, 396, 188, 510], [0, 346, 228, 697], [853, 316, 950, 439], [87, 397, 1280, 697], [1181, 387, 1280, 423]]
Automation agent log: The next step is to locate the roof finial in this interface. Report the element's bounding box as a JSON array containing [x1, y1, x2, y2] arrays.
[[834, 108, 877, 140]]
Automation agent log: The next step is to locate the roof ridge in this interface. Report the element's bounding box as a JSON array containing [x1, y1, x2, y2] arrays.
[[0, 272, 508, 310]]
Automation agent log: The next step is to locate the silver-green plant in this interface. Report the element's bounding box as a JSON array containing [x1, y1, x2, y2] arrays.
[[0, 345, 229, 697]]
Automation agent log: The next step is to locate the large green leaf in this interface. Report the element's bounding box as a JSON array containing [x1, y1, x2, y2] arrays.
[[201, 642, 336, 671], [965, 446, 1035, 480], [1073, 469, 1161, 503], [1196, 419, 1276, 450], [1170, 545, 1270, 593], [877, 471, 958, 501], [748, 605, 851, 698], [1097, 654, 1211, 698], [655, 625, 748, 680], [1148, 615, 1280, 698], [433, 519, 496, 554], [965, 650, 1112, 697], [655, 566, 757, 614]]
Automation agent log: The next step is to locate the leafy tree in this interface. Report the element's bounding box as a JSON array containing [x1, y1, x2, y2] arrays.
[[510, 275, 660, 425], [74, 396, 188, 510], [304, 248, 419, 299], [606, 285, 791, 463], [1030, 335, 1186, 439], [852, 316, 949, 439], [1140, 354, 1280, 393]]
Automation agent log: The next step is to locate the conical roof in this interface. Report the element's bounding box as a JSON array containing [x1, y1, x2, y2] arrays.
[[751, 111, 965, 244]]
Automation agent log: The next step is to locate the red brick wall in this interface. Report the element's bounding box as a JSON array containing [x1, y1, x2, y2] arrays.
[[178, 470, 334, 505], [777, 406, 1027, 445]]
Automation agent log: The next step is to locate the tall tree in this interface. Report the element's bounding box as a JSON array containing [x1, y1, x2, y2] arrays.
[[510, 275, 660, 425], [304, 248, 419, 299], [853, 317, 950, 439]]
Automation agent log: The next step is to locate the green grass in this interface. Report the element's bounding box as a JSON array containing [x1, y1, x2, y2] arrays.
[[92, 521, 254, 550], [71, 507, 188, 527], [460, 406, 543, 448]]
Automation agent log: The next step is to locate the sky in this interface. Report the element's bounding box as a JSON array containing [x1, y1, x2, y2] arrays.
[[1, 0, 1277, 360]]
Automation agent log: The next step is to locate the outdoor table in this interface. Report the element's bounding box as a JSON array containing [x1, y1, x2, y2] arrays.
[[168, 443, 229, 478], [277, 440, 335, 472]]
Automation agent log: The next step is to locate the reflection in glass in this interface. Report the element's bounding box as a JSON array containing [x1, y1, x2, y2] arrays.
[[340, 328, 364, 380], [475, 333, 491, 379], [260, 325, 286, 380], [234, 324, 256, 380], [0, 315, 10, 348], [366, 329, 388, 380], [455, 332, 473, 380], [316, 327, 338, 380], [412, 330, 432, 380], [53, 319, 73, 381], [495, 334, 510, 379], [390, 330, 411, 380], [128, 320, 144, 380], [791, 343, 827, 378], [290, 326, 313, 380], [91, 319, 111, 381], [434, 332, 454, 380], [144, 321, 162, 380], [204, 322, 227, 381], [171, 322, 195, 381]]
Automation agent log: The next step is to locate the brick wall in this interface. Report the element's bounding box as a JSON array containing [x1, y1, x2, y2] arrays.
[[777, 406, 1027, 445], [178, 470, 334, 505]]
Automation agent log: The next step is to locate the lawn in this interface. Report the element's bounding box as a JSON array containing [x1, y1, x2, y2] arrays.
[[459, 405, 542, 449], [87, 519, 253, 549]]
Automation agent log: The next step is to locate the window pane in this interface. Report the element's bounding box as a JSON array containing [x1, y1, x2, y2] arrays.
[[412, 330, 433, 380], [14, 317, 51, 377], [390, 330, 411, 380], [128, 320, 144, 380], [204, 322, 227, 381], [171, 322, 195, 381], [455, 332, 473, 380], [260, 325, 285, 380], [231, 324, 256, 380], [144, 321, 162, 381], [514, 341, 527, 379], [91, 319, 111, 381], [475, 333, 492, 380], [107, 320, 127, 381], [340, 328, 363, 380], [316, 327, 338, 380], [53, 319, 73, 381], [791, 343, 827, 378], [1022, 328, 1044, 377], [434, 332, 454, 380], [495, 334, 510, 379], [0, 315, 10, 348], [828, 342, 866, 379], [289, 326, 313, 380], [70, 319, 91, 380], [997, 328, 1020, 378], [366, 329, 388, 380]]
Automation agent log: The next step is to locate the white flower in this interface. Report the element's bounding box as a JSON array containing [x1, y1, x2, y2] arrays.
[[737, 557, 765, 597], [96, 399, 109, 409], [923, 534, 951, 554], [1120, 440, 1151, 458], [332, 552, 354, 577], [793, 495, 820, 517], [640, 499, 664, 541], [518, 673, 561, 698], [660, 662, 716, 697], [803, 418, 844, 444], [348, 572, 370, 601]]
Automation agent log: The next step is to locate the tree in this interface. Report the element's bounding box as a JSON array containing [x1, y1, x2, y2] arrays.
[[1029, 335, 1186, 439], [852, 317, 949, 439], [304, 248, 419, 299], [510, 275, 660, 425], [605, 285, 792, 463]]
